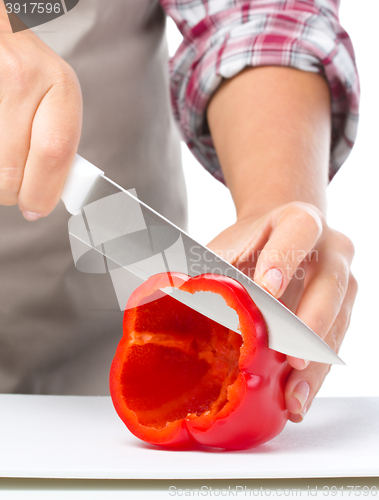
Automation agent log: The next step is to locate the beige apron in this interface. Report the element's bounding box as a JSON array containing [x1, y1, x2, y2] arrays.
[[0, 0, 188, 395]]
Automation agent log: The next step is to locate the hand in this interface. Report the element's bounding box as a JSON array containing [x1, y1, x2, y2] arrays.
[[207, 201, 358, 423], [0, 3, 82, 220]]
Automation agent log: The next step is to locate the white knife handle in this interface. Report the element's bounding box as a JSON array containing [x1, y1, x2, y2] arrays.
[[61, 155, 104, 214]]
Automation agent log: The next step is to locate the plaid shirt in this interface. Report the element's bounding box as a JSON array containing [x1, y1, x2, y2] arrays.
[[160, 0, 359, 183]]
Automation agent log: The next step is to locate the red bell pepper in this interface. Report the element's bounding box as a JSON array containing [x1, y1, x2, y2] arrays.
[[109, 272, 290, 450]]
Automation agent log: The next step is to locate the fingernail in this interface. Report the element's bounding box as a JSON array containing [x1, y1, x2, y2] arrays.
[[261, 268, 283, 296], [22, 211, 42, 221], [292, 381, 310, 412]]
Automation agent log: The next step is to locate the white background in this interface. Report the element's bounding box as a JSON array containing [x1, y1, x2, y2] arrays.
[[166, 0, 379, 398]]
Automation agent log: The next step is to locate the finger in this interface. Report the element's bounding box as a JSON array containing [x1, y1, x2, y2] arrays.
[[18, 74, 82, 219], [292, 231, 355, 342], [251, 202, 323, 298], [278, 260, 306, 312], [285, 273, 358, 422], [0, 89, 39, 206], [245, 203, 323, 371], [286, 235, 354, 370]]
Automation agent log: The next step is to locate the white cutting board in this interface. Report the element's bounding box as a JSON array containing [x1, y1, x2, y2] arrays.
[[0, 395, 378, 479]]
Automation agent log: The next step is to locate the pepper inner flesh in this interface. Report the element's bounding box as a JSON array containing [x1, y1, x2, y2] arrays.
[[120, 291, 242, 429]]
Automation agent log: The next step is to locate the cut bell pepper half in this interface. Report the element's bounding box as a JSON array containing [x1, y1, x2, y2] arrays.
[[109, 272, 290, 450]]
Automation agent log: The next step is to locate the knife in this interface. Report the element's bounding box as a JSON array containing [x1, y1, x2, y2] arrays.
[[61, 155, 344, 365]]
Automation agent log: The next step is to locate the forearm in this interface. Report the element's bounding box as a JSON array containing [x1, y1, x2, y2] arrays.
[[207, 66, 331, 220]]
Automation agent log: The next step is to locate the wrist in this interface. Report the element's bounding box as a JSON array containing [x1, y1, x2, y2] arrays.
[[235, 187, 327, 223]]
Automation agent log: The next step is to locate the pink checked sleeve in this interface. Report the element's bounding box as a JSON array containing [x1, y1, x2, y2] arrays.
[[160, 0, 359, 183]]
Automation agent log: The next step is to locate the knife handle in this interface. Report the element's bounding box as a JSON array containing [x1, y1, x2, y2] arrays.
[[61, 155, 104, 214]]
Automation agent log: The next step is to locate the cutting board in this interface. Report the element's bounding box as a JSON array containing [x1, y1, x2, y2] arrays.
[[0, 395, 378, 479]]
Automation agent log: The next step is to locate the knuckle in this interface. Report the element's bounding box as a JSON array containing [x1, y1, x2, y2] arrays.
[[340, 303, 352, 333], [340, 233, 355, 260], [327, 322, 341, 353], [310, 312, 330, 338], [303, 364, 331, 406], [321, 363, 332, 382], [285, 202, 323, 238], [0, 163, 23, 194], [328, 276, 357, 350], [37, 136, 73, 168], [309, 363, 332, 394], [325, 270, 346, 302], [1, 52, 37, 94], [52, 63, 81, 95], [349, 273, 358, 297], [318, 364, 332, 391], [5, 61, 29, 93], [330, 230, 355, 261], [310, 311, 330, 339]]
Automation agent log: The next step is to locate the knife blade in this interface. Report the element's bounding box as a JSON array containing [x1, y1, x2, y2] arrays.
[[61, 155, 344, 365]]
